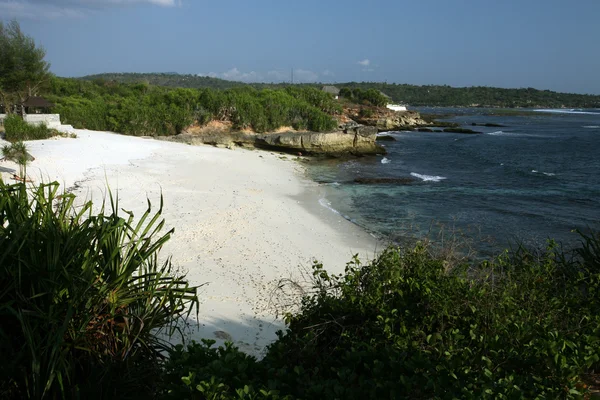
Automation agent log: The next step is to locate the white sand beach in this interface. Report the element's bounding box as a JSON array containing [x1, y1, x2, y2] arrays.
[[0, 130, 380, 357]]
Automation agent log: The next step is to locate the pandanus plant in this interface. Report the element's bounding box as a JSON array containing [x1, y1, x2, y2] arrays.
[[1, 141, 32, 179], [0, 180, 200, 399]]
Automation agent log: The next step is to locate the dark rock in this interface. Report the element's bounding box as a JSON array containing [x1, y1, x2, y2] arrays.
[[339, 120, 361, 132], [376, 135, 396, 141], [353, 177, 415, 185], [471, 122, 506, 127], [417, 128, 434, 132], [443, 128, 482, 134]]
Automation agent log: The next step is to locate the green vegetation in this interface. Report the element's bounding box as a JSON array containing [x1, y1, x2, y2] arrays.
[[83, 72, 244, 91], [0, 20, 51, 114], [1, 178, 598, 398], [159, 240, 600, 399], [1, 141, 30, 178], [0, 180, 199, 399], [82, 73, 600, 108], [340, 82, 600, 108], [3, 114, 54, 141], [339, 87, 389, 107], [47, 78, 339, 135]]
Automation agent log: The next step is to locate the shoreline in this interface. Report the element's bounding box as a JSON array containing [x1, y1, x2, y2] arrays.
[[1, 130, 380, 357]]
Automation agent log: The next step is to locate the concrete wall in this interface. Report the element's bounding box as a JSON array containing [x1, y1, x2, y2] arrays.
[[24, 114, 62, 128]]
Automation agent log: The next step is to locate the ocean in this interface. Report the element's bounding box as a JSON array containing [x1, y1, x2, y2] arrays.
[[308, 108, 600, 255]]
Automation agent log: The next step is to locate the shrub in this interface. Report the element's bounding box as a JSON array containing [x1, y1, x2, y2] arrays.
[[340, 88, 389, 107], [48, 80, 340, 136], [1, 141, 31, 178], [161, 340, 289, 399], [0, 180, 199, 399], [261, 242, 600, 399], [358, 107, 374, 118], [160, 238, 600, 399], [3, 114, 53, 141]]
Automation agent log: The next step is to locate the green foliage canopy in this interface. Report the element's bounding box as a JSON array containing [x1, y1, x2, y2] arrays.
[[0, 20, 51, 113], [82, 73, 600, 108], [160, 238, 600, 399], [46, 78, 339, 135]]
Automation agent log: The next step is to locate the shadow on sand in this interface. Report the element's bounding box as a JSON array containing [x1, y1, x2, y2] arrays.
[[164, 315, 287, 359]]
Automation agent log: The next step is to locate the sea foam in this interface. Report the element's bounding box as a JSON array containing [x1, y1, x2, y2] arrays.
[[532, 170, 556, 176], [318, 198, 341, 215], [535, 109, 600, 115], [381, 157, 391, 164], [410, 172, 447, 182]]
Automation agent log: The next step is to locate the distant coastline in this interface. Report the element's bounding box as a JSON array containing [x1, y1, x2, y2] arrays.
[[80, 72, 600, 109]]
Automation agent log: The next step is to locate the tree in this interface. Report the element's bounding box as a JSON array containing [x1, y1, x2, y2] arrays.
[[0, 20, 51, 114]]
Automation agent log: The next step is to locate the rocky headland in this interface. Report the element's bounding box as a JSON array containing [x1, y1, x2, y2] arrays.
[[169, 123, 383, 157], [169, 105, 437, 156]]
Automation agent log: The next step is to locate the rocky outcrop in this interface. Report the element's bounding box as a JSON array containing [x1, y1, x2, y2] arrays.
[[343, 105, 429, 132], [256, 125, 382, 155], [357, 110, 428, 132], [168, 125, 384, 156]]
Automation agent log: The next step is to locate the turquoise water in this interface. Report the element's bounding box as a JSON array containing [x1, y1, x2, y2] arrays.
[[308, 108, 600, 254]]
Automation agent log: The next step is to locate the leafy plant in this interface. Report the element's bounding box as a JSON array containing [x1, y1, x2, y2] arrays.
[[161, 237, 600, 399], [1, 140, 31, 178], [0, 180, 199, 399]]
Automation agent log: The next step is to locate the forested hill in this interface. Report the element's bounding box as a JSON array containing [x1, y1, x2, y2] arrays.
[[81, 73, 600, 108], [82, 72, 245, 90]]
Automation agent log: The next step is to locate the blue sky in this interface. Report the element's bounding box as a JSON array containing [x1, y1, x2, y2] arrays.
[[2, 0, 599, 94]]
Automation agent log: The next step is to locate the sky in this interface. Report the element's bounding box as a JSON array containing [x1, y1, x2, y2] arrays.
[[2, 0, 599, 94]]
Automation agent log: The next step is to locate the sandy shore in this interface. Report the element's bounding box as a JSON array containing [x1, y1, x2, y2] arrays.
[[0, 130, 380, 356]]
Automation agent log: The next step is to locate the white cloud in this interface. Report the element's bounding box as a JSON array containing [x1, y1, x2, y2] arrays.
[[0, 0, 178, 19], [198, 68, 263, 83], [293, 69, 318, 83], [222, 67, 261, 82], [357, 59, 371, 67], [267, 70, 289, 82], [322, 69, 335, 77]]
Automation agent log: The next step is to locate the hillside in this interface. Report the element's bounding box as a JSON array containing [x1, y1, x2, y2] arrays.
[[82, 72, 246, 90], [80, 73, 600, 108]]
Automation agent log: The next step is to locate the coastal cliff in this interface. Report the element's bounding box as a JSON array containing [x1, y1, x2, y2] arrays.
[[172, 105, 431, 156], [343, 104, 428, 132], [171, 124, 383, 156]]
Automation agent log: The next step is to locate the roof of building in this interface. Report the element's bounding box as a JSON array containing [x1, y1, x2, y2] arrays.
[[23, 96, 55, 108], [322, 85, 340, 95]]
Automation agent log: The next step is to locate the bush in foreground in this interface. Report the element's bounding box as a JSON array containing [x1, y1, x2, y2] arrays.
[[0, 180, 199, 399], [162, 238, 600, 399]]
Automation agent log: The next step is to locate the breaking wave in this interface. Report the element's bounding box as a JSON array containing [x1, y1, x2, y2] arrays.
[[410, 172, 447, 182], [534, 109, 600, 115], [532, 170, 556, 176]]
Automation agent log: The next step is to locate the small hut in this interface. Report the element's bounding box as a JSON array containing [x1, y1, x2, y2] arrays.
[[22, 96, 55, 114], [321, 85, 341, 99]]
